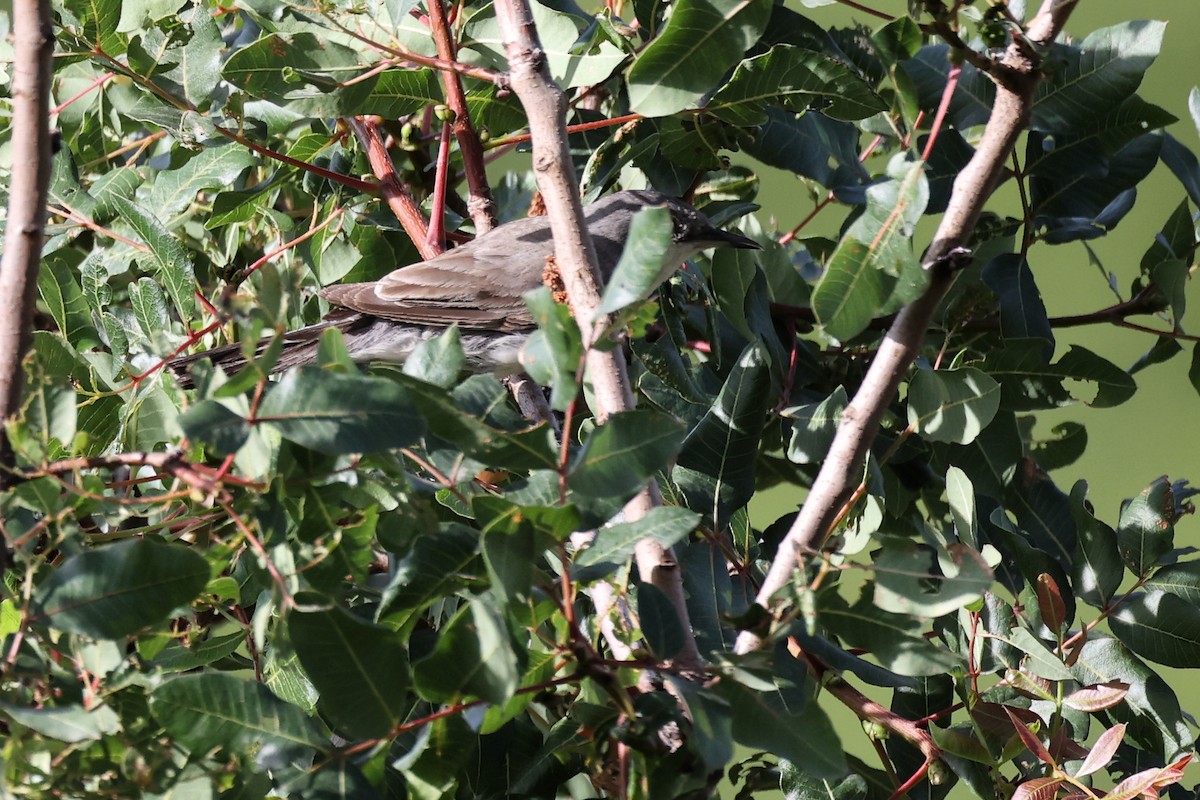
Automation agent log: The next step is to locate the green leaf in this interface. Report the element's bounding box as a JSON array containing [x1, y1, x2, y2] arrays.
[[907, 367, 1001, 445], [568, 409, 686, 499], [401, 377, 559, 471], [129, 277, 171, 342], [1070, 481, 1124, 608], [1109, 590, 1200, 668], [379, 524, 484, 619], [947, 466, 979, 549], [575, 506, 700, 567], [521, 286, 584, 412], [461, 1, 626, 90], [33, 539, 209, 638], [983, 342, 1136, 410], [783, 385, 846, 465], [366, 68, 442, 118], [720, 673, 846, 778], [597, 206, 675, 316], [673, 343, 771, 527], [412, 597, 519, 704], [402, 326, 465, 388], [813, 155, 928, 340], [0, 703, 120, 743], [1146, 562, 1200, 604], [1073, 637, 1194, 759], [110, 195, 196, 320], [38, 252, 98, 347], [1115, 476, 1176, 575], [627, 0, 772, 116], [153, 631, 248, 672], [819, 594, 962, 677], [780, 760, 867, 800], [255, 368, 426, 455], [708, 45, 886, 125], [222, 32, 365, 116], [872, 539, 993, 619], [178, 399, 252, 455], [1033, 21, 1166, 131], [147, 145, 257, 217], [289, 603, 410, 739], [992, 628, 1075, 681], [150, 672, 324, 757]]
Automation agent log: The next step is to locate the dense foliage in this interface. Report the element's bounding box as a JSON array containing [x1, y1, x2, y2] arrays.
[[1, 0, 1198, 798]]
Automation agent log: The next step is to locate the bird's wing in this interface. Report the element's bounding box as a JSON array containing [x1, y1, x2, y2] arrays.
[[320, 218, 556, 331]]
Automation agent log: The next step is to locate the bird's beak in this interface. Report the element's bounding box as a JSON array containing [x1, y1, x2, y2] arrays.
[[710, 228, 761, 250]]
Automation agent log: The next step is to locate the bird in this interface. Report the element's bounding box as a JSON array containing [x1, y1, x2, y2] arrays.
[[169, 189, 760, 387]]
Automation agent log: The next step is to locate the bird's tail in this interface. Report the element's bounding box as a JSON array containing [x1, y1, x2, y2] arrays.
[[168, 312, 361, 389]]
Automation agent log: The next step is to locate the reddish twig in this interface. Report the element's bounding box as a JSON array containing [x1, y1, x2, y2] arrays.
[[348, 117, 439, 258]]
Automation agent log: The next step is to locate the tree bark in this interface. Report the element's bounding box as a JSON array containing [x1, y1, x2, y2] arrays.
[[493, 0, 701, 668], [0, 0, 54, 483]]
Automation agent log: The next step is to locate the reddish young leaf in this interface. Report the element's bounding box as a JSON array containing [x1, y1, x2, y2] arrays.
[[1036, 573, 1067, 632], [1076, 722, 1125, 777], [1064, 681, 1130, 712], [1004, 706, 1056, 767], [1013, 776, 1064, 800]]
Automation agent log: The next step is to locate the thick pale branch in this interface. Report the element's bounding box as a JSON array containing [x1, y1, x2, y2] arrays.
[[735, 0, 1079, 654], [0, 0, 54, 483], [493, 0, 700, 668]]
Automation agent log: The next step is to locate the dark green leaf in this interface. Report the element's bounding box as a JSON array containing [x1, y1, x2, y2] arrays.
[[981, 253, 1053, 358], [1116, 476, 1176, 575], [178, 399, 252, 455], [256, 368, 425, 454], [150, 672, 324, 757], [568, 409, 686, 498], [110, 195, 196, 320], [575, 506, 699, 567], [33, 539, 209, 638], [1070, 481, 1124, 608], [674, 343, 771, 528], [412, 597, 519, 705], [627, 0, 772, 116], [907, 367, 1001, 445], [1109, 590, 1200, 668], [289, 604, 410, 739], [379, 523, 484, 619], [720, 672, 845, 778], [708, 45, 885, 125], [638, 583, 686, 659]]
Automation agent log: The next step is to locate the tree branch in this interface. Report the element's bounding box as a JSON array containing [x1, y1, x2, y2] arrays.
[[426, 0, 499, 233], [0, 0, 54, 485], [346, 117, 439, 259], [736, 0, 1080, 654], [492, 0, 701, 668]]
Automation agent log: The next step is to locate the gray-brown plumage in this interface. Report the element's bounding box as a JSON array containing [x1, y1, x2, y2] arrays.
[[170, 190, 759, 387]]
